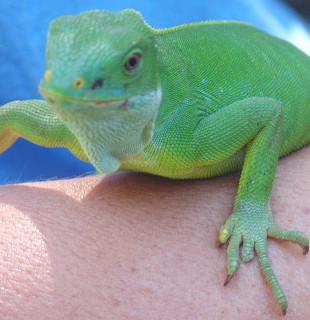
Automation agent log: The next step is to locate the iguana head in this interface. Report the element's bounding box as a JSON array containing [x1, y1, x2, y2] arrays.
[[40, 9, 162, 173]]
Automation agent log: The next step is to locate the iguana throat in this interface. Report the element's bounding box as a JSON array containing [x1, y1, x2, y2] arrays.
[[41, 88, 162, 173]]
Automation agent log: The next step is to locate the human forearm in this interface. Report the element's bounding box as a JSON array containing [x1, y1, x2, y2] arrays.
[[0, 147, 309, 319]]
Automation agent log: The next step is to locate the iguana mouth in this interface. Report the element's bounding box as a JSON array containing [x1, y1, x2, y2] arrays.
[[39, 86, 128, 109]]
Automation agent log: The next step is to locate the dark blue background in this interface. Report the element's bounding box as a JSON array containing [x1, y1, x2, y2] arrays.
[[0, 0, 309, 184]]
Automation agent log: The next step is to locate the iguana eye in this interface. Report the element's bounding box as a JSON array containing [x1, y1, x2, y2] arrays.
[[125, 53, 141, 71]]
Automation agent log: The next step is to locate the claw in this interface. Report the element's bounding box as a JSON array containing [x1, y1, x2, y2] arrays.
[[217, 240, 224, 248], [224, 274, 233, 286], [282, 308, 287, 316], [303, 245, 309, 255]]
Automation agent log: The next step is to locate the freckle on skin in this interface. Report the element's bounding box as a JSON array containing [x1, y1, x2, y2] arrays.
[[303, 207, 310, 215]]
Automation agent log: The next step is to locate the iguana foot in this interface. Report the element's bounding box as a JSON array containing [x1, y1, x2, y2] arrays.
[[219, 202, 309, 314]]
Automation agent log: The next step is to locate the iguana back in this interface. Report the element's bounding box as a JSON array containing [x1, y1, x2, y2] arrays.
[[154, 22, 310, 155]]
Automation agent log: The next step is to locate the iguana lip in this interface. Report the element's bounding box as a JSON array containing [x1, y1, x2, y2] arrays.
[[39, 86, 127, 108]]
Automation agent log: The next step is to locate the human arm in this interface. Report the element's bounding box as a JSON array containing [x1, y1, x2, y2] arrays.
[[0, 146, 309, 320]]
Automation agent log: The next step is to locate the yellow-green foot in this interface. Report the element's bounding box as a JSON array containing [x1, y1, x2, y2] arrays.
[[219, 202, 309, 315]]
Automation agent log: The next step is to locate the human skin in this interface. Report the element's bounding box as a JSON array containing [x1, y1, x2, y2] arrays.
[[0, 146, 309, 320]]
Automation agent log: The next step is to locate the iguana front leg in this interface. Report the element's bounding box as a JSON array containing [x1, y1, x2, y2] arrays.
[[194, 97, 309, 314], [0, 100, 88, 162]]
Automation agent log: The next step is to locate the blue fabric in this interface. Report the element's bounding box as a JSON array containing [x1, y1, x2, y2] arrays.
[[0, 0, 309, 184]]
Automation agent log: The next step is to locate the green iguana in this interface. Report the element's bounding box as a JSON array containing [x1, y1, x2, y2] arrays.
[[0, 10, 309, 315]]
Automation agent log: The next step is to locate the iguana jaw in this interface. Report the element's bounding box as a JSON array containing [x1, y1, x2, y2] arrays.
[[39, 86, 129, 112]]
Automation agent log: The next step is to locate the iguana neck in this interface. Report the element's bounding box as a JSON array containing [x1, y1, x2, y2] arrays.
[[50, 88, 162, 173]]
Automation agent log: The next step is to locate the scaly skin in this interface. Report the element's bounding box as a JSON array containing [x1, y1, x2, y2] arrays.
[[0, 10, 309, 315]]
